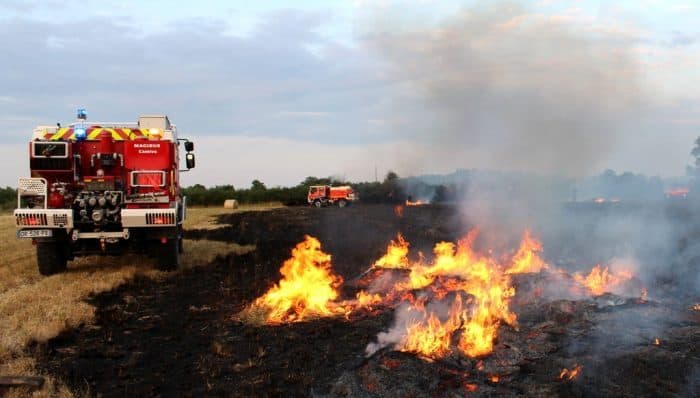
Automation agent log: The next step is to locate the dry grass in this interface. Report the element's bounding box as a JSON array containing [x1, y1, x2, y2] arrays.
[[185, 202, 283, 230], [0, 207, 258, 396], [0, 357, 74, 398]]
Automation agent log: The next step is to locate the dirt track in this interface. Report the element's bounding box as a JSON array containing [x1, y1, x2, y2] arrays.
[[36, 204, 700, 397]]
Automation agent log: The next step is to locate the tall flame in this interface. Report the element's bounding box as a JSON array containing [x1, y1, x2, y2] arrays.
[[505, 230, 546, 274], [247, 235, 344, 323], [385, 229, 524, 358], [374, 234, 410, 269], [401, 297, 464, 358]]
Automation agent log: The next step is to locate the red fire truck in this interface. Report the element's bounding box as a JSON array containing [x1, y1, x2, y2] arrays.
[[14, 110, 195, 275], [307, 185, 357, 208]]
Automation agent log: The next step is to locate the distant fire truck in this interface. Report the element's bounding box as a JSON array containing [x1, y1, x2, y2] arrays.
[[14, 110, 195, 275], [307, 185, 357, 208]]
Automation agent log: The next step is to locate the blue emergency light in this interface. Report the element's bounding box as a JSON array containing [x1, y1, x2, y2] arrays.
[[74, 127, 87, 141], [77, 108, 87, 120]]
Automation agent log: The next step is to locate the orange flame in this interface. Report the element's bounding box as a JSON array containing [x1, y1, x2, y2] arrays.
[[654, 338, 660, 345], [693, 303, 700, 311], [559, 364, 583, 380], [505, 230, 546, 274], [374, 234, 410, 269], [401, 300, 463, 358], [573, 265, 633, 296], [388, 229, 519, 358], [490, 375, 500, 383], [394, 205, 404, 218], [248, 235, 344, 323], [356, 291, 382, 308], [406, 199, 428, 206]]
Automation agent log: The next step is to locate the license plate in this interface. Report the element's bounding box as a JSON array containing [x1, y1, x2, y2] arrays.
[[17, 229, 53, 238]]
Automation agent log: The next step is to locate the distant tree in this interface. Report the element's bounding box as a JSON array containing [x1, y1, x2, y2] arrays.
[[432, 185, 450, 203], [691, 137, 700, 168], [384, 171, 399, 184], [0, 186, 16, 209], [251, 180, 266, 191], [301, 176, 331, 187], [691, 137, 700, 184], [381, 170, 404, 203]]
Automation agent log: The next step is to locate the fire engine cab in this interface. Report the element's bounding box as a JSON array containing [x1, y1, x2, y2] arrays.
[[14, 110, 195, 275], [307, 185, 357, 208]]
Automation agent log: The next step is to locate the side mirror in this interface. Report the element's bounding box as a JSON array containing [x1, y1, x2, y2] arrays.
[[184, 141, 194, 152], [186, 153, 195, 169]]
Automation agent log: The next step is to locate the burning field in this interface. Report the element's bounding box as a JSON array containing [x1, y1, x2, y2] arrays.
[[35, 204, 700, 397]]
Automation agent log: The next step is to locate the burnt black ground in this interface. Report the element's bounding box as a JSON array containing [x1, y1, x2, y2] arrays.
[[35, 205, 465, 397], [34, 203, 700, 397]]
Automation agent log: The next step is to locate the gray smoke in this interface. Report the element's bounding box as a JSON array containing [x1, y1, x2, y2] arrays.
[[362, 2, 644, 176]]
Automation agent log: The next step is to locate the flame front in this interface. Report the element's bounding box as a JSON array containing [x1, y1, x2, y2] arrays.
[[406, 199, 428, 206], [573, 265, 633, 296], [247, 235, 344, 323], [242, 227, 637, 366]]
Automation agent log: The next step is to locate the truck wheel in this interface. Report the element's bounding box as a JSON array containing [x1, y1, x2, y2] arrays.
[[157, 238, 180, 271], [337, 199, 348, 208], [36, 241, 67, 276], [313, 200, 322, 208]]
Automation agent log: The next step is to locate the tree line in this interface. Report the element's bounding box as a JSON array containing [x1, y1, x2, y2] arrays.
[[182, 172, 428, 206], [0, 171, 433, 209]]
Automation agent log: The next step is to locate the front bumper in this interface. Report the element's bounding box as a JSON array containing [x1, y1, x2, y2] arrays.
[[15, 209, 73, 228], [15, 208, 178, 239]]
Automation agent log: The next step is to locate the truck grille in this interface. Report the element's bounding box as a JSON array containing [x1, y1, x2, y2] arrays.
[[52, 214, 69, 226], [146, 212, 176, 225], [16, 213, 48, 226]]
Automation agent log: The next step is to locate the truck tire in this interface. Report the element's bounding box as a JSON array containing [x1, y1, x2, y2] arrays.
[[157, 238, 180, 271], [337, 199, 347, 208], [36, 241, 67, 276], [313, 200, 322, 208]]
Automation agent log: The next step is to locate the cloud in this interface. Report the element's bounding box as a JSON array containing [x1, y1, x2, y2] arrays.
[[0, 9, 391, 187], [0, 9, 383, 143], [2, 2, 700, 188], [274, 111, 331, 118], [668, 31, 697, 47]]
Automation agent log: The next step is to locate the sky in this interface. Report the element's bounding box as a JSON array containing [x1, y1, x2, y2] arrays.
[[1, 0, 699, 188]]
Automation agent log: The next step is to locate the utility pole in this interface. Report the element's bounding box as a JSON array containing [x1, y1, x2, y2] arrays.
[[374, 164, 378, 183]]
